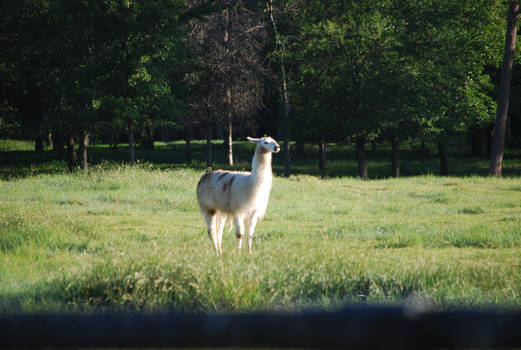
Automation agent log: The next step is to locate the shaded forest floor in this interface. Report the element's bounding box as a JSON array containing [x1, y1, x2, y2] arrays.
[[1, 138, 521, 179]]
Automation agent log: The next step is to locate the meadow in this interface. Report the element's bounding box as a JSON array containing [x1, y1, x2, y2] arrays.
[[1, 139, 521, 313]]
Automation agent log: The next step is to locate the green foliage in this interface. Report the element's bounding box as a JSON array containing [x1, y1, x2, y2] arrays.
[[0, 0, 194, 142], [0, 0, 516, 169], [276, 0, 506, 144], [394, 0, 504, 136]]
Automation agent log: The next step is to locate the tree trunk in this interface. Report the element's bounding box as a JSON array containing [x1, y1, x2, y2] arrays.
[[296, 139, 305, 157], [159, 126, 169, 142], [128, 123, 135, 165], [489, 1, 519, 177], [206, 121, 213, 170], [471, 128, 482, 157], [67, 134, 78, 172], [185, 124, 192, 164], [53, 130, 65, 160], [371, 140, 377, 153], [438, 140, 449, 176], [391, 138, 400, 178], [281, 65, 291, 177], [224, 7, 233, 167], [356, 137, 368, 179], [109, 133, 116, 150], [185, 139, 192, 164], [35, 135, 44, 153], [267, 0, 291, 177], [318, 139, 326, 170], [420, 139, 426, 153], [79, 130, 89, 171], [47, 130, 53, 148], [225, 104, 233, 167], [142, 128, 154, 151]]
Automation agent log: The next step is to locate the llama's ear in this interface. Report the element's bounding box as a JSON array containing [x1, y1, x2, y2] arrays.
[[247, 137, 260, 143]]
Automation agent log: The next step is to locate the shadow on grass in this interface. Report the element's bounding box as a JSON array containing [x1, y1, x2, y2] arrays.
[[1, 140, 521, 180]]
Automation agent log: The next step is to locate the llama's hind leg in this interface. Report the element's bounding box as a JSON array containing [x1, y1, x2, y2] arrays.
[[215, 213, 227, 255], [246, 214, 259, 254], [203, 209, 219, 254], [234, 216, 245, 252]]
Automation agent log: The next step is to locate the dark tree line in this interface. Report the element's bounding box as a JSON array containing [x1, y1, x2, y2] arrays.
[[1, 0, 520, 177]]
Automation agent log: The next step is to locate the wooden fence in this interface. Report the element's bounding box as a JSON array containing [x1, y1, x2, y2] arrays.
[[1, 306, 521, 349]]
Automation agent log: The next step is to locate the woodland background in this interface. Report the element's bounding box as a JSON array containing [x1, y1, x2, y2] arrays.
[[1, 0, 521, 178]]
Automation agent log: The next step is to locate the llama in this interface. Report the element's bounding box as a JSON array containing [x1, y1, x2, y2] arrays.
[[196, 136, 280, 254]]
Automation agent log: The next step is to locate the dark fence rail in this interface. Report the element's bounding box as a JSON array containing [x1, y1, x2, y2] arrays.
[[2, 306, 521, 349]]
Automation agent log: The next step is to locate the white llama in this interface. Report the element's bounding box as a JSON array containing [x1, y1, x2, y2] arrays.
[[196, 136, 280, 254]]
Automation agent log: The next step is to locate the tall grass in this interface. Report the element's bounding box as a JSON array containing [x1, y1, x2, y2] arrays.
[[1, 157, 520, 312]]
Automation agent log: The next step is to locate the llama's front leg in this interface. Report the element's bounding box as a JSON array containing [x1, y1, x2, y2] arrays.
[[246, 214, 259, 254], [204, 210, 219, 254], [234, 216, 245, 252], [215, 213, 227, 255]]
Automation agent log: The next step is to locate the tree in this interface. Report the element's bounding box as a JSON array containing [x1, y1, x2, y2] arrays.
[[394, 0, 503, 175], [1, 0, 194, 170], [266, 0, 292, 176], [92, 0, 190, 165], [282, 0, 400, 178], [489, 1, 520, 177], [189, 0, 269, 167], [0, 1, 52, 152], [282, 0, 503, 178]]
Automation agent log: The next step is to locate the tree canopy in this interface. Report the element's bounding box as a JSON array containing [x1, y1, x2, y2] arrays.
[[0, 0, 518, 176]]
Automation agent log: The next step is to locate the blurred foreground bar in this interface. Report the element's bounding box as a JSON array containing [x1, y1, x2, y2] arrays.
[[2, 306, 521, 349]]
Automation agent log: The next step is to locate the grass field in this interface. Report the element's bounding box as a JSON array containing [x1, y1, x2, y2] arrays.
[[1, 139, 521, 313]]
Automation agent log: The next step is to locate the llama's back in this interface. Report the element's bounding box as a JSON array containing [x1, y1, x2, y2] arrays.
[[197, 170, 254, 215]]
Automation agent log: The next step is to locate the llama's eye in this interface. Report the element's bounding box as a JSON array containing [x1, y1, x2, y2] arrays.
[[264, 141, 269, 144]]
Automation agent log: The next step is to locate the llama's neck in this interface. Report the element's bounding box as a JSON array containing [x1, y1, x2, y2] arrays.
[[251, 147, 273, 183]]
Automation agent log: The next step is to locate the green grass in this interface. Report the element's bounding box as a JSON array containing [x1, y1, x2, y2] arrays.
[[1, 139, 521, 313]]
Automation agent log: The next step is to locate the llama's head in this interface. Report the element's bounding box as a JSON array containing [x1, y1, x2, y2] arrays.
[[247, 136, 280, 154]]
